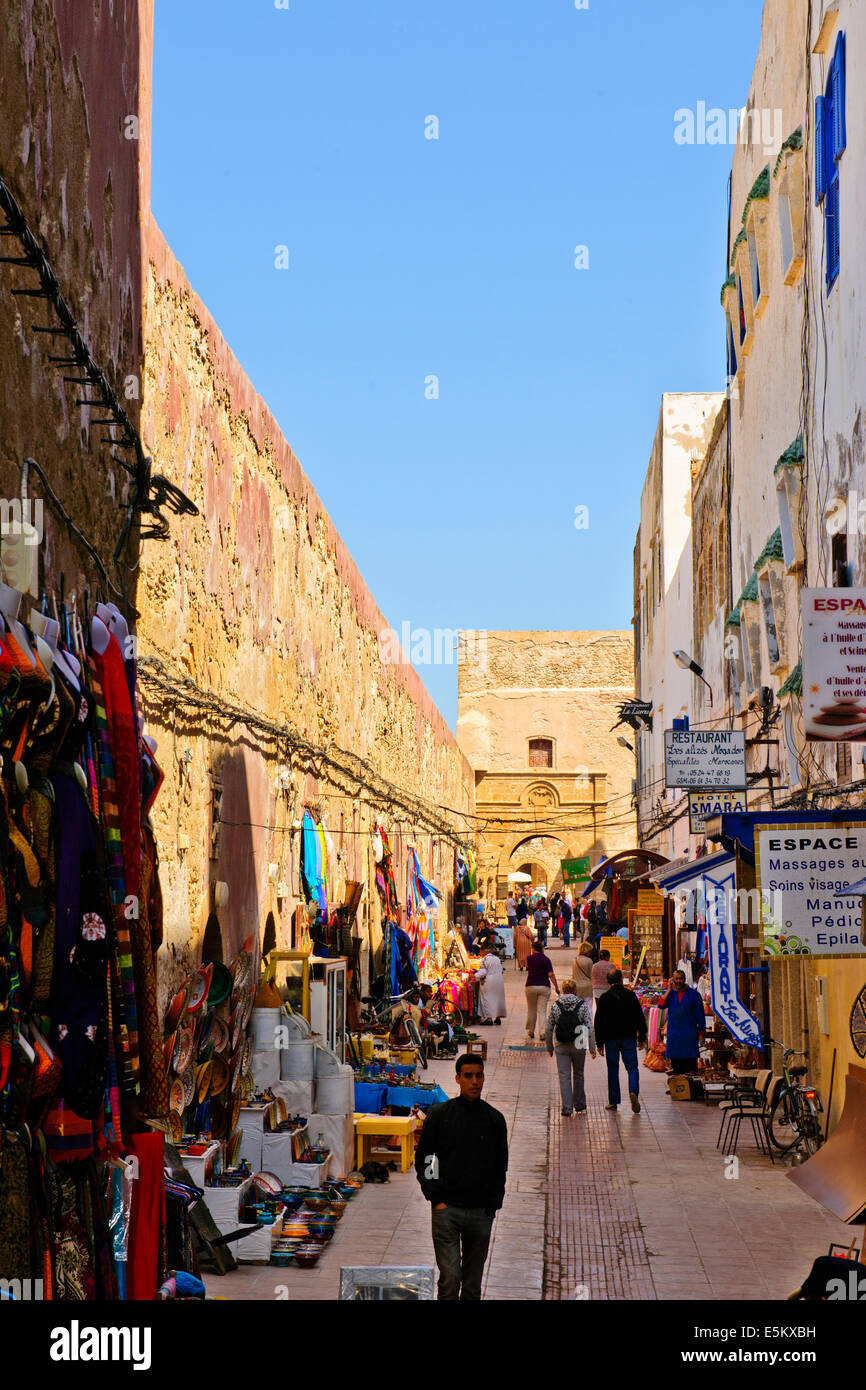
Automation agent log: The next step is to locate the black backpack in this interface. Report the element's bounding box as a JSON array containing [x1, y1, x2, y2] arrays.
[[554, 1001, 583, 1043]]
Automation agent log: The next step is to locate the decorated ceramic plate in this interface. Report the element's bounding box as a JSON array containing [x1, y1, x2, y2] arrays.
[[169, 1079, 185, 1114], [195, 1059, 213, 1103], [180, 1065, 196, 1109], [187, 964, 214, 1014], [211, 1017, 230, 1054], [165, 983, 189, 1035], [169, 1111, 184, 1143], [173, 1026, 195, 1075], [211, 1054, 230, 1097], [207, 961, 233, 1009]]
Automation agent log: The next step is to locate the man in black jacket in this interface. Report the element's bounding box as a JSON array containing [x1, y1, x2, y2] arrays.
[[414, 1054, 508, 1299], [593, 969, 648, 1115]]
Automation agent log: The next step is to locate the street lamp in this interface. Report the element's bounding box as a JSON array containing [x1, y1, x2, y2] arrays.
[[617, 736, 634, 751], [674, 650, 713, 706]]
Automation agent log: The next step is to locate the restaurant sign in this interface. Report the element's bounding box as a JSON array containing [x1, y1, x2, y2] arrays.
[[664, 730, 747, 789]]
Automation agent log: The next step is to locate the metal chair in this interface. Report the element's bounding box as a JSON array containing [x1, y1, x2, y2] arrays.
[[715, 1069, 770, 1148], [720, 1075, 784, 1163]]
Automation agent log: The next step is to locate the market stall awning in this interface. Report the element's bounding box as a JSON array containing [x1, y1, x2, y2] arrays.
[[650, 850, 735, 897], [835, 877, 866, 897], [580, 849, 668, 897]]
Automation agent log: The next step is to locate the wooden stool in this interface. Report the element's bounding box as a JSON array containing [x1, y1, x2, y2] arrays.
[[354, 1114, 417, 1173], [465, 1038, 488, 1061]]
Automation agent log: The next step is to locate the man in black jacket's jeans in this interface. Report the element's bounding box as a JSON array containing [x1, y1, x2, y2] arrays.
[[415, 1054, 508, 1299], [594, 969, 648, 1114]]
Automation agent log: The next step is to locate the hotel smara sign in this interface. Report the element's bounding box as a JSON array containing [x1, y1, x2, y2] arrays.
[[664, 730, 747, 790], [754, 823, 866, 958]]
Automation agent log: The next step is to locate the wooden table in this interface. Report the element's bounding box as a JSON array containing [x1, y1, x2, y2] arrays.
[[354, 1113, 417, 1173]]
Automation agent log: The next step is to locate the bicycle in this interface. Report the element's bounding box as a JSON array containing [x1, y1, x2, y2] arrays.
[[423, 977, 464, 1031], [359, 986, 429, 1069], [767, 1041, 824, 1159]]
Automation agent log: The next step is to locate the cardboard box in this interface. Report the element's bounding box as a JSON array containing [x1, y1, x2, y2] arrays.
[[668, 1074, 703, 1101]]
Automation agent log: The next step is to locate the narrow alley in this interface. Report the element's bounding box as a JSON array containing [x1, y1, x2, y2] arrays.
[[208, 942, 850, 1303]]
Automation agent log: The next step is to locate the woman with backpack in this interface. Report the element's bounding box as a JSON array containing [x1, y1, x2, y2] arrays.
[[545, 980, 597, 1116]]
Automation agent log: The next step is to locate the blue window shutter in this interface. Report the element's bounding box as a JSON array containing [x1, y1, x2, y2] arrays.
[[737, 276, 746, 345], [827, 175, 840, 290], [815, 94, 826, 202], [832, 31, 847, 159]]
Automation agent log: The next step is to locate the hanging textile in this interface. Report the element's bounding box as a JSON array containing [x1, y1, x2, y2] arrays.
[[300, 809, 327, 912], [0, 610, 167, 1299], [406, 848, 439, 979], [455, 846, 477, 896]]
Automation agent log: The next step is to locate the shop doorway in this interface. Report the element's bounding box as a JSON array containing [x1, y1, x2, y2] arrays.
[[201, 912, 224, 965], [262, 911, 277, 959]]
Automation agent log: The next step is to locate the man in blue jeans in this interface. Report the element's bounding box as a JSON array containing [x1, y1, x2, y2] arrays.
[[593, 968, 648, 1114], [414, 1055, 508, 1299]]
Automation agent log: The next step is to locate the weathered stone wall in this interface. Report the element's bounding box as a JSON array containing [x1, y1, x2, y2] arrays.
[[0, 0, 149, 603], [139, 224, 475, 999], [457, 631, 636, 903]]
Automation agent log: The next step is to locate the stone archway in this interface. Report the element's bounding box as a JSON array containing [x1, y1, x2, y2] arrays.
[[502, 834, 565, 896]]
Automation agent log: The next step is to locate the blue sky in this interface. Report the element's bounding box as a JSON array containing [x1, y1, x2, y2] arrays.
[[151, 0, 763, 729]]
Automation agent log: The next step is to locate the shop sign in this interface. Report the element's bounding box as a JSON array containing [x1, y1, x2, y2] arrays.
[[702, 863, 763, 1047], [803, 587, 866, 742], [599, 934, 624, 969], [636, 889, 665, 915], [688, 790, 748, 834], [754, 822, 866, 958], [561, 857, 590, 883], [664, 730, 747, 789]]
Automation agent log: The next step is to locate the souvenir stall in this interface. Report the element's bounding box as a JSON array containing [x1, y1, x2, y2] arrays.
[[0, 597, 177, 1299]]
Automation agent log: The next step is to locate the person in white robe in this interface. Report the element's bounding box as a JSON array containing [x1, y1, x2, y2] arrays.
[[475, 947, 506, 1024]]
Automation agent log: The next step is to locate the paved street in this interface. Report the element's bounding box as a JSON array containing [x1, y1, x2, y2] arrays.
[[209, 943, 851, 1301]]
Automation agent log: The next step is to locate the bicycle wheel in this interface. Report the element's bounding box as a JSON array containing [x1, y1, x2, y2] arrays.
[[405, 1019, 427, 1069], [769, 1088, 799, 1150], [799, 1103, 824, 1156]]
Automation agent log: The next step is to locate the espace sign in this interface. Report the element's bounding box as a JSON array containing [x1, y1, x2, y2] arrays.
[[754, 823, 866, 958]]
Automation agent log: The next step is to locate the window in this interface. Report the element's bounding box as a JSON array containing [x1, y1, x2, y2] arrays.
[[737, 276, 747, 345], [717, 519, 727, 605], [706, 538, 715, 626], [778, 192, 794, 274], [726, 315, 738, 381], [696, 557, 705, 639], [816, 32, 846, 291], [758, 575, 780, 667], [831, 531, 852, 587], [747, 231, 761, 304], [528, 738, 553, 768]]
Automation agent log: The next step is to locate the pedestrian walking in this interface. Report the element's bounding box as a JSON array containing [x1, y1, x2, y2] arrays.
[[593, 968, 648, 1113], [415, 1054, 509, 1300], [515, 894, 531, 970], [533, 899, 549, 947], [545, 980, 597, 1115], [571, 941, 594, 1001], [506, 893, 517, 933], [475, 945, 506, 1026], [525, 939, 559, 1040], [560, 895, 573, 948], [590, 948, 613, 1002], [657, 969, 706, 1075], [549, 891, 561, 939]]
